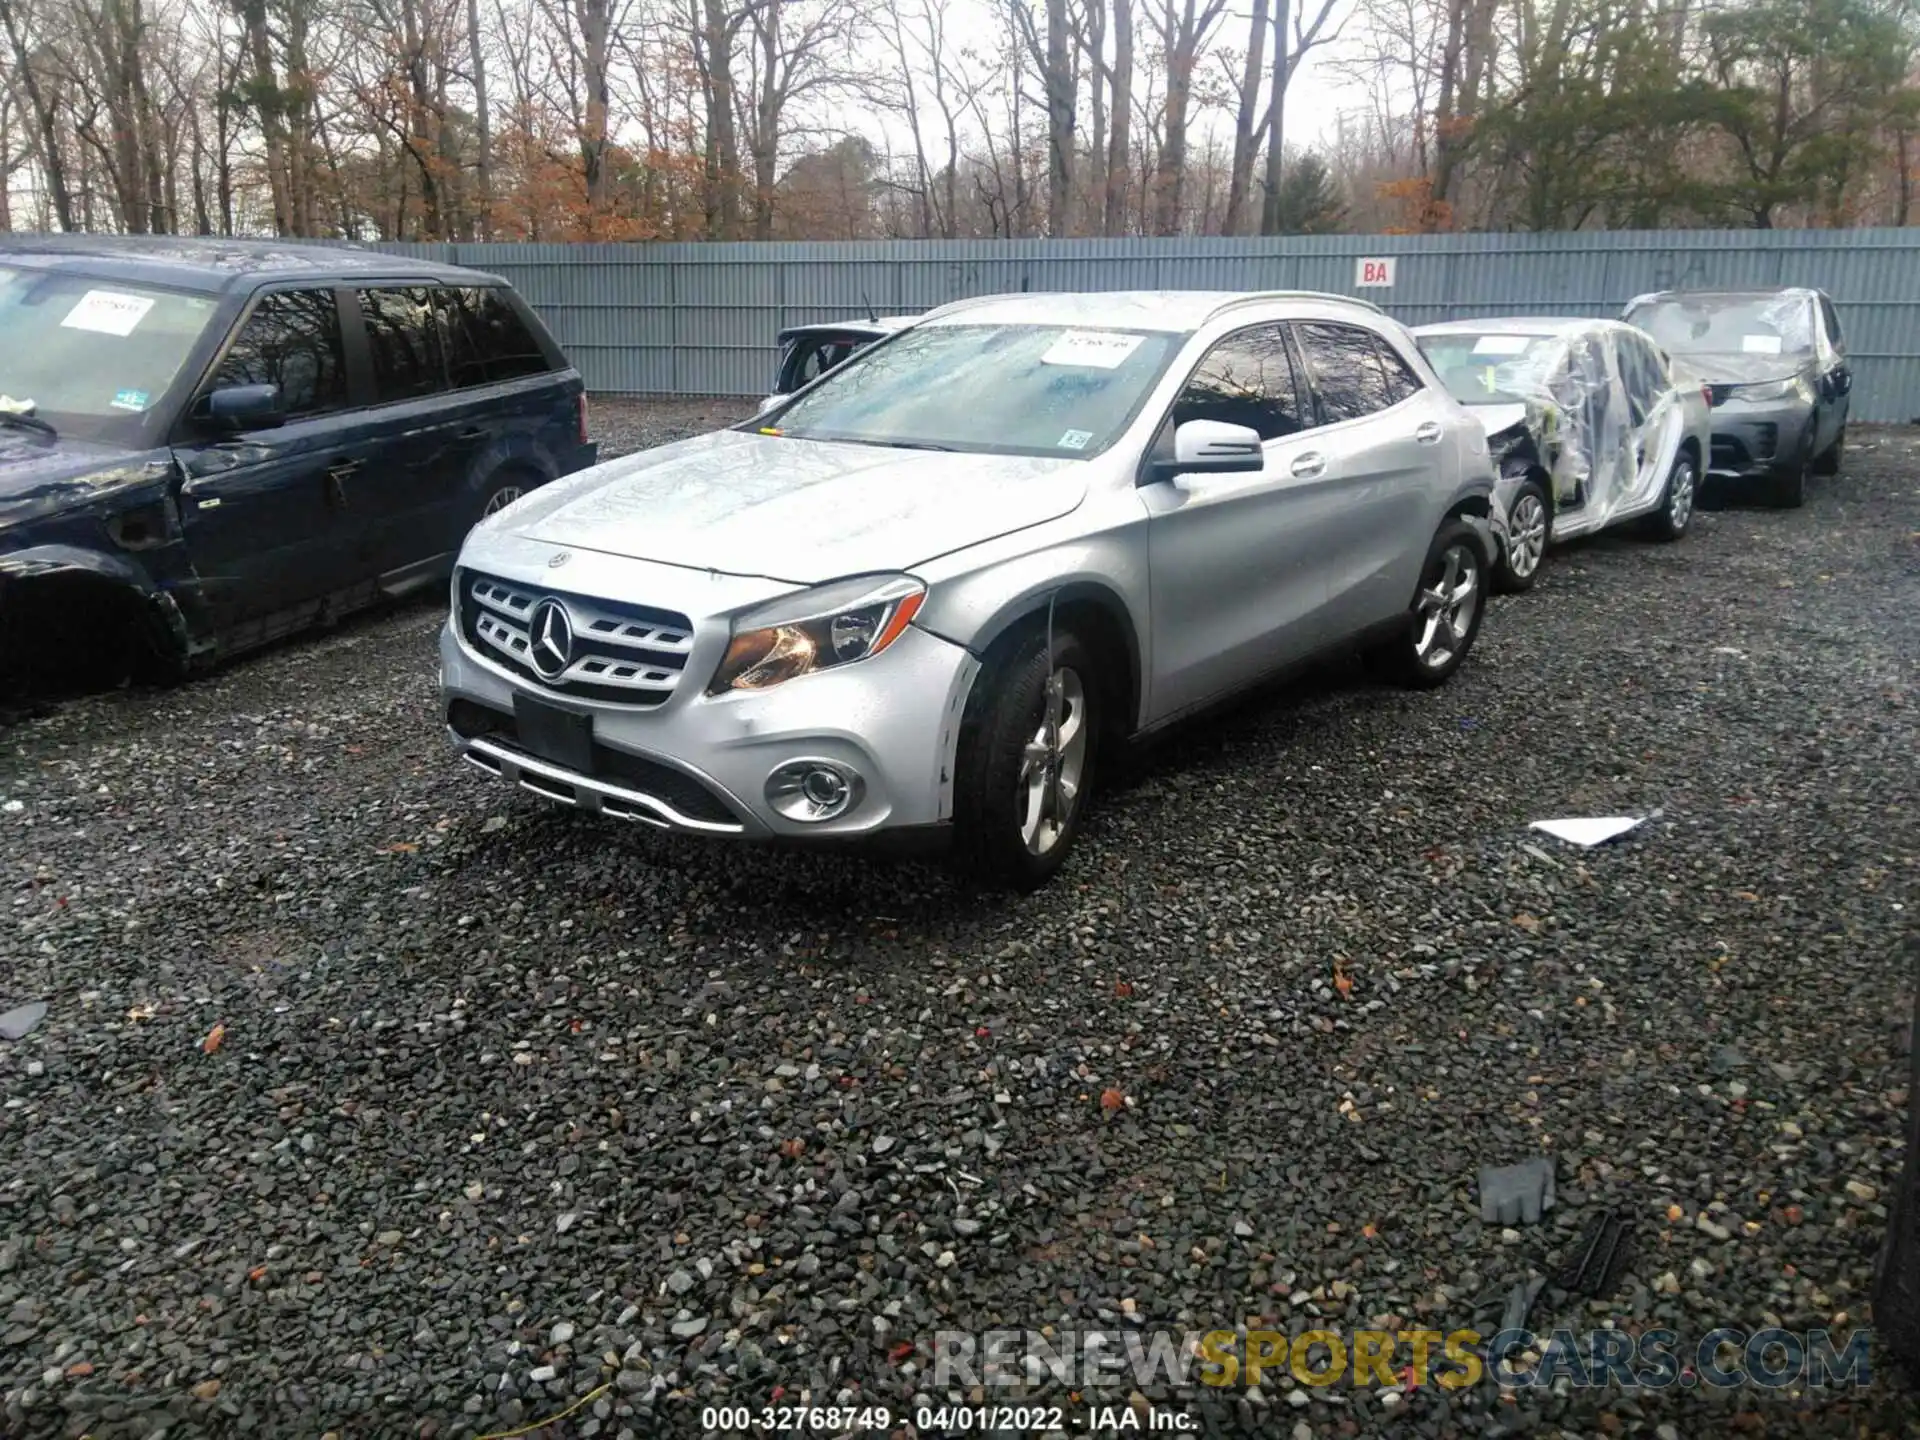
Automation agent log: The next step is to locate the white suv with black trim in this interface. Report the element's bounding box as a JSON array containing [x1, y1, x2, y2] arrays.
[[439, 290, 1499, 888]]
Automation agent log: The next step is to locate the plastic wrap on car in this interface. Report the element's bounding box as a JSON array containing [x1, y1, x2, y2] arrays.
[[1471, 322, 1679, 531]]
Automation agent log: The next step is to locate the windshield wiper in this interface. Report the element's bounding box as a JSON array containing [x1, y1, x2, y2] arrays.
[[0, 410, 56, 441], [783, 431, 959, 453]]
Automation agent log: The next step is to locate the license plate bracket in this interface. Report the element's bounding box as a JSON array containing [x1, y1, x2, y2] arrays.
[[513, 694, 594, 775]]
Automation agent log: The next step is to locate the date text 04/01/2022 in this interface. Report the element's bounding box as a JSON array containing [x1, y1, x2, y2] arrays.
[[916, 1405, 1197, 1432], [698, 1404, 1197, 1431]]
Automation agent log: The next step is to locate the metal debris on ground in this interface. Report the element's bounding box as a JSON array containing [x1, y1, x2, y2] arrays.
[[1479, 1156, 1557, 1225], [1555, 1208, 1633, 1298]]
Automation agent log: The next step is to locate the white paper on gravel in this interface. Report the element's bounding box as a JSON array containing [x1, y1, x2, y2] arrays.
[[1040, 331, 1142, 369], [1528, 815, 1653, 847]]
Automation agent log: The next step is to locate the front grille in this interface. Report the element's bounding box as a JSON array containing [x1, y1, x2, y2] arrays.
[[448, 698, 737, 824], [458, 570, 696, 707]]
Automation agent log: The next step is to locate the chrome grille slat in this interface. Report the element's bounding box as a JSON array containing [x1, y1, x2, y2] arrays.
[[458, 569, 696, 708]]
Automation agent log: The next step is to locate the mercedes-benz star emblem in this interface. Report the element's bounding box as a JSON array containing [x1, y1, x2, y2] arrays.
[[547, 551, 571, 568], [528, 598, 574, 681]]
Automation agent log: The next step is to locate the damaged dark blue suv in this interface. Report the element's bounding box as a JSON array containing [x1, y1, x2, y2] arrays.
[[0, 236, 595, 686]]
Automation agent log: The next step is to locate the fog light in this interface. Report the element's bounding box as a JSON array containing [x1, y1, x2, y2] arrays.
[[766, 759, 863, 822]]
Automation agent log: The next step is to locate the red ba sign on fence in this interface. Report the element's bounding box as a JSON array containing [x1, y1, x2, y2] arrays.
[[1355, 257, 1396, 288]]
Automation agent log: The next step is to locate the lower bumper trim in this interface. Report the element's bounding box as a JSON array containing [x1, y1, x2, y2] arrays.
[[459, 734, 749, 835]]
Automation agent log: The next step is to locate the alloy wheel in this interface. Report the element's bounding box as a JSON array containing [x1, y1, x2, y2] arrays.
[[1414, 543, 1481, 670], [1019, 666, 1088, 856], [1668, 459, 1696, 531], [1506, 493, 1547, 579], [484, 485, 524, 516]]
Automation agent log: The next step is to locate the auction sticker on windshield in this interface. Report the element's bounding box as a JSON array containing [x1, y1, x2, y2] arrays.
[[1472, 334, 1534, 356], [1058, 428, 1093, 450], [62, 290, 154, 337], [1741, 334, 1784, 355], [1041, 331, 1143, 369], [110, 388, 151, 412]]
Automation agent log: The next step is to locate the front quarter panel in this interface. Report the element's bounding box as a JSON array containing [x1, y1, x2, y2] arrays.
[[911, 457, 1153, 729]]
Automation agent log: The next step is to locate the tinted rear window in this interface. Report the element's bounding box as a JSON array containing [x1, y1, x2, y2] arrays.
[[436, 287, 553, 387], [359, 287, 446, 402]]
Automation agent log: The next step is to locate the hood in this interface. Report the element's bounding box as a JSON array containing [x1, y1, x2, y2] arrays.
[[501, 428, 1089, 584], [1664, 351, 1812, 386], [0, 431, 173, 526], [1465, 402, 1530, 439]]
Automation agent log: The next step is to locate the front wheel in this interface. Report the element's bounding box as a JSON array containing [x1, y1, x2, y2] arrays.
[[1640, 450, 1697, 542], [1494, 478, 1550, 593], [1372, 520, 1488, 689], [952, 626, 1100, 890]]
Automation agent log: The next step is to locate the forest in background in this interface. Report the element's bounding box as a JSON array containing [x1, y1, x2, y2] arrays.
[[0, 0, 1916, 242]]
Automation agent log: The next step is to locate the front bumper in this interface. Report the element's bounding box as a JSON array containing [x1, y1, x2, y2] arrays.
[[1707, 400, 1813, 479], [439, 613, 981, 841]]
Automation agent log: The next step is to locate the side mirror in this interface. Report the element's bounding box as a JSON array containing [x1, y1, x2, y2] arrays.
[[204, 383, 285, 431], [757, 393, 785, 417], [1146, 419, 1265, 482]]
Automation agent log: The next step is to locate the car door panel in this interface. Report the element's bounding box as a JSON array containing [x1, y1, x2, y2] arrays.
[[1143, 437, 1346, 716], [1294, 323, 1443, 635], [1143, 321, 1345, 720], [170, 286, 364, 630], [348, 286, 484, 581]]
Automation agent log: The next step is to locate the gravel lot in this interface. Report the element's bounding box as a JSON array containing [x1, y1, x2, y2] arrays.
[[1, 401, 1916, 1439]]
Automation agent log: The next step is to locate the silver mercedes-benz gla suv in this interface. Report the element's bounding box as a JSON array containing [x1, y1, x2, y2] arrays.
[[440, 290, 1499, 887]]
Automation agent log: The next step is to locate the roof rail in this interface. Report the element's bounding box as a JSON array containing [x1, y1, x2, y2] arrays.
[[1209, 289, 1388, 319], [919, 292, 1023, 321]]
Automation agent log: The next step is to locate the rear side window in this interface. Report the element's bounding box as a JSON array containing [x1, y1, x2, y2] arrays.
[[209, 288, 348, 418], [1295, 322, 1394, 424], [1173, 323, 1308, 440], [359, 288, 445, 402], [1372, 336, 1423, 406], [437, 286, 552, 387]]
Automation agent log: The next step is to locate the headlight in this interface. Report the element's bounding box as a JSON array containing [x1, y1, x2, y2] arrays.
[[1737, 377, 1804, 404], [709, 574, 926, 693]]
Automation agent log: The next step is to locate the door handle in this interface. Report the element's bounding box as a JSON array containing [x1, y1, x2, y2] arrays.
[[325, 458, 360, 510], [1414, 421, 1444, 445], [1290, 452, 1326, 479], [456, 427, 487, 441]]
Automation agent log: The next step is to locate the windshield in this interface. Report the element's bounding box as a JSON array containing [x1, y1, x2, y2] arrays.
[[0, 264, 219, 444], [1624, 295, 1815, 359], [762, 322, 1185, 458], [1416, 332, 1563, 406]]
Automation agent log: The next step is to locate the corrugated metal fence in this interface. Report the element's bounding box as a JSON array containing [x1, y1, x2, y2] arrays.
[[373, 231, 1920, 422]]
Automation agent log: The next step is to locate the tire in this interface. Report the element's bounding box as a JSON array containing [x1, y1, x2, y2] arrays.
[[1640, 448, 1698, 543], [1373, 519, 1488, 690], [1772, 433, 1811, 509], [1872, 937, 1920, 1382], [1493, 477, 1550, 593], [951, 625, 1100, 890], [1812, 422, 1845, 477]]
